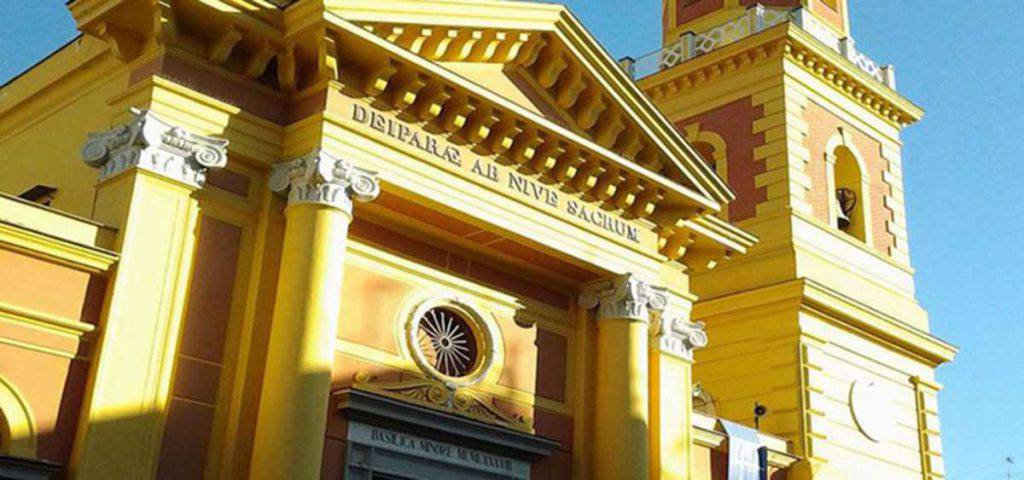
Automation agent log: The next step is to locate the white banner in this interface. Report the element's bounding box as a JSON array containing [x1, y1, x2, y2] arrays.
[[720, 419, 763, 480]]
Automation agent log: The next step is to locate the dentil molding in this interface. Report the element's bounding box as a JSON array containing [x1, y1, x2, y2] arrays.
[[268, 149, 380, 213], [82, 108, 229, 188]]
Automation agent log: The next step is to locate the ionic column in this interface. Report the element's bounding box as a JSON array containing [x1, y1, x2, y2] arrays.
[[73, 109, 229, 479], [580, 273, 667, 480], [250, 149, 379, 479], [650, 301, 708, 480]]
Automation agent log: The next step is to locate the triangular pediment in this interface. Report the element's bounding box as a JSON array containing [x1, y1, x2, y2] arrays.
[[317, 0, 756, 266], [325, 0, 735, 210]]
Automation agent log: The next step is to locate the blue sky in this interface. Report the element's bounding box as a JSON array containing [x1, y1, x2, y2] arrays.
[[2, 1, 1021, 478]]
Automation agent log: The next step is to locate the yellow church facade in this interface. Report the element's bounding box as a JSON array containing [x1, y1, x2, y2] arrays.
[[0, 0, 953, 479]]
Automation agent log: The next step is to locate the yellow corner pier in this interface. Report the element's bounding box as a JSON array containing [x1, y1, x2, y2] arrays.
[[0, 0, 952, 479]]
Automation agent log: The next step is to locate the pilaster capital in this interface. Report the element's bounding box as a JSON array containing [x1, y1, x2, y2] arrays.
[[910, 376, 943, 393], [81, 108, 229, 188], [653, 316, 708, 361], [578, 273, 667, 323], [269, 149, 380, 214]]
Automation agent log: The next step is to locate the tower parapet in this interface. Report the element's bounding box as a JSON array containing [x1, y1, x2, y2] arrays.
[[634, 4, 894, 91], [665, 0, 850, 45]]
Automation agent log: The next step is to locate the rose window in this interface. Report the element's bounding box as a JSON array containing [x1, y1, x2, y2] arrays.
[[415, 307, 480, 378]]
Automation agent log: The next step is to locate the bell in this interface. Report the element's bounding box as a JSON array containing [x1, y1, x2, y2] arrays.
[[834, 188, 857, 231], [836, 201, 851, 229]]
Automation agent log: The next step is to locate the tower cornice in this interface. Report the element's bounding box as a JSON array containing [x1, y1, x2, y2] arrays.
[[638, 23, 924, 129], [692, 278, 957, 366]]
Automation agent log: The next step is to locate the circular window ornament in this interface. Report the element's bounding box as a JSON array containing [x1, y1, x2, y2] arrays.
[[849, 380, 897, 443], [417, 307, 479, 378], [406, 298, 494, 387]]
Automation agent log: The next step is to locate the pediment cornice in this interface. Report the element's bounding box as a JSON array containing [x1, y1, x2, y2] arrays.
[[338, 4, 737, 208], [325, 15, 754, 269]]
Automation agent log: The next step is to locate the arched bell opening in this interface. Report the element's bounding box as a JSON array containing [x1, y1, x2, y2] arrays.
[[831, 145, 869, 243]]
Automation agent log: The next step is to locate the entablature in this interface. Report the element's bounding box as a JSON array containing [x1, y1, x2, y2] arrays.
[[67, 0, 329, 94], [694, 208, 926, 327], [0, 193, 118, 274], [800, 277, 956, 366], [693, 278, 956, 367]]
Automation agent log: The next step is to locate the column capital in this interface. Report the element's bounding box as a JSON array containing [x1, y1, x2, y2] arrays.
[[579, 273, 667, 323], [653, 316, 708, 361], [82, 108, 229, 188], [269, 149, 380, 214]]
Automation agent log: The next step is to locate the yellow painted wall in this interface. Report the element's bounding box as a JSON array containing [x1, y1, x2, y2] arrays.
[[320, 237, 579, 478], [799, 311, 933, 478], [0, 36, 133, 217], [692, 302, 803, 437]]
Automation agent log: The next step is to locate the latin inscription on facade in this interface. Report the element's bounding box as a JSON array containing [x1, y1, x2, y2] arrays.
[[352, 104, 641, 244], [347, 422, 530, 479]]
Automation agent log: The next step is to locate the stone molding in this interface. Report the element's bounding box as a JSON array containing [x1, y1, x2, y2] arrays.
[[403, 293, 498, 389], [578, 273, 667, 323], [653, 316, 708, 361], [82, 108, 228, 188], [268, 149, 380, 213], [350, 373, 531, 434]]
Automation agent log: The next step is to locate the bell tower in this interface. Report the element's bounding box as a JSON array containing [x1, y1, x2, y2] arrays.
[[633, 2, 955, 479]]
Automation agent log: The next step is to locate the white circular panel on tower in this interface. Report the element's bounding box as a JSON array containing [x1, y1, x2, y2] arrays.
[[849, 379, 897, 443]]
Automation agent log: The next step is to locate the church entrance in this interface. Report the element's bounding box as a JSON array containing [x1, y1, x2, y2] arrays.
[[336, 390, 558, 480]]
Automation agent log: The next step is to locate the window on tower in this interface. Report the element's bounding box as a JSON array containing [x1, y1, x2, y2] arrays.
[[693, 142, 718, 174], [687, 136, 730, 220]]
